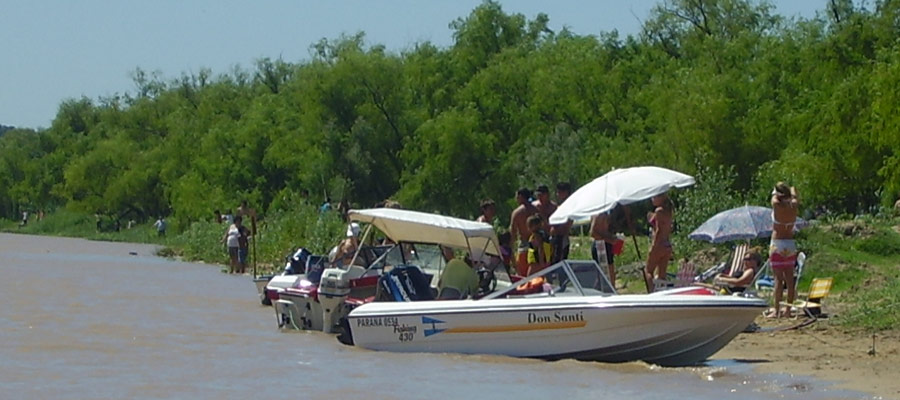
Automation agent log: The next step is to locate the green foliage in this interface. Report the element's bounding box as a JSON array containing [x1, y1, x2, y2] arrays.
[[2, 0, 900, 242], [838, 276, 900, 331], [853, 231, 900, 256], [172, 220, 230, 263], [673, 163, 747, 257]]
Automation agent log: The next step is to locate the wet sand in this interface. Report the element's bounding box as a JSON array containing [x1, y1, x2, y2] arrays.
[[716, 317, 900, 399]]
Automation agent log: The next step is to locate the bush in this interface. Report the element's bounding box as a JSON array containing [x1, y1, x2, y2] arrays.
[[838, 276, 900, 331], [853, 231, 900, 256], [672, 164, 748, 258]]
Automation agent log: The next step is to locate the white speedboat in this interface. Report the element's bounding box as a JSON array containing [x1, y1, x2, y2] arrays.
[[341, 260, 766, 367], [258, 248, 325, 306]]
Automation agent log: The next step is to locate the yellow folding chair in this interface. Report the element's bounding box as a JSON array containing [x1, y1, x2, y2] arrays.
[[784, 277, 833, 318]]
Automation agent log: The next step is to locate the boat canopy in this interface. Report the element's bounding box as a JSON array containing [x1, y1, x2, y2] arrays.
[[348, 208, 501, 257]]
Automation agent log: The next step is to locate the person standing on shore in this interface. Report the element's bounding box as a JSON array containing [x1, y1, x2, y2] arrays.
[[645, 193, 674, 292], [531, 185, 557, 231], [476, 199, 496, 225], [590, 210, 618, 288], [222, 216, 250, 274], [770, 182, 800, 318], [549, 182, 573, 264], [153, 216, 166, 237], [509, 188, 538, 276], [236, 200, 257, 235], [526, 214, 552, 275]]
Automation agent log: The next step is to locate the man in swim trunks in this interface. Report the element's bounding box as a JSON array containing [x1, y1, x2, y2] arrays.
[[549, 182, 572, 264], [509, 188, 538, 276], [590, 211, 618, 288], [531, 185, 557, 231], [770, 182, 800, 318]]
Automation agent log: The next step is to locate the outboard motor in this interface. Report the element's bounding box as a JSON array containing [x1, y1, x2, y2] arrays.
[[475, 268, 497, 297], [377, 265, 435, 302], [284, 247, 312, 275], [317, 265, 365, 333]]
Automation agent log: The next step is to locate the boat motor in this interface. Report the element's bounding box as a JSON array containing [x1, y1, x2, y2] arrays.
[[285, 247, 311, 275], [476, 267, 497, 297], [318, 265, 366, 333]]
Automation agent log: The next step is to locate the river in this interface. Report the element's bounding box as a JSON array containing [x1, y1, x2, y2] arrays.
[[0, 233, 867, 399]]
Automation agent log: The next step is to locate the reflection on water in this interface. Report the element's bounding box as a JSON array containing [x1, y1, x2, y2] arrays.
[[0, 233, 868, 400]]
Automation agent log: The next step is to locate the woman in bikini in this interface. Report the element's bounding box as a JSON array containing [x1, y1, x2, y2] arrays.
[[770, 182, 800, 318], [645, 193, 674, 292]]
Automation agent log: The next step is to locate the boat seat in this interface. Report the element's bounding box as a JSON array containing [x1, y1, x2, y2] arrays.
[[437, 287, 464, 300], [345, 265, 366, 280]]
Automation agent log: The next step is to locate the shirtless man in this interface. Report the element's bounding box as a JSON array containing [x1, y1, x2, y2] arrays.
[[549, 182, 573, 264], [509, 188, 538, 276], [531, 185, 557, 230], [236, 200, 258, 235], [476, 199, 496, 225], [590, 211, 617, 287]]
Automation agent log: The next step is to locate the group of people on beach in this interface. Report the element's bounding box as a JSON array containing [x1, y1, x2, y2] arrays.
[[473, 179, 801, 315], [502, 184, 571, 278], [481, 182, 657, 292]]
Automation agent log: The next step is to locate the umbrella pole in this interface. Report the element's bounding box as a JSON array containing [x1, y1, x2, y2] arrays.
[[624, 205, 652, 293], [623, 205, 642, 260]]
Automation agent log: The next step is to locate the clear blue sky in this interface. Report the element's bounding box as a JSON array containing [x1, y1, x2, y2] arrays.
[[1, 0, 824, 130]]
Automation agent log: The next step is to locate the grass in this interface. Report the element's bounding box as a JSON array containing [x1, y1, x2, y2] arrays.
[[1, 209, 167, 244], [4, 208, 900, 331]]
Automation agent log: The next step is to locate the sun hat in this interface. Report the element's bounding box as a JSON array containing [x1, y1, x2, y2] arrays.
[[346, 222, 361, 237]]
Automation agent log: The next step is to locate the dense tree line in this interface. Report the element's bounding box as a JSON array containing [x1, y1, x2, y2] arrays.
[[2, 0, 899, 231]]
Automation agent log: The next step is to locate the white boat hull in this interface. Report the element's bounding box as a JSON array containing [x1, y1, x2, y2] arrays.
[[346, 294, 766, 366]]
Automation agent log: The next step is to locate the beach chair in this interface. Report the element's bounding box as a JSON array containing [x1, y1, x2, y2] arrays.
[[783, 277, 833, 318], [695, 243, 749, 283], [674, 260, 696, 287]]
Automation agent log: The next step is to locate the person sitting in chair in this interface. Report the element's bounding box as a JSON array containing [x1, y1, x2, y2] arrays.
[[713, 249, 762, 294], [437, 247, 479, 300]]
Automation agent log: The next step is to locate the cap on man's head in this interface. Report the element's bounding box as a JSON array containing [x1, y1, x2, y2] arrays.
[[346, 222, 361, 237], [536, 185, 550, 194]]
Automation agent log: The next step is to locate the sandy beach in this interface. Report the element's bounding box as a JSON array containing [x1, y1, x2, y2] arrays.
[[716, 317, 900, 399]]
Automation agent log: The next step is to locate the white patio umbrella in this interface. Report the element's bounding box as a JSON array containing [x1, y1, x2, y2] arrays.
[[550, 166, 696, 225]]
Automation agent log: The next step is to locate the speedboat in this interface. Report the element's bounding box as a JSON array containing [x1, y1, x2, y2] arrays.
[[273, 245, 388, 331], [257, 248, 325, 306], [274, 207, 508, 333], [340, 259, 766, 367]]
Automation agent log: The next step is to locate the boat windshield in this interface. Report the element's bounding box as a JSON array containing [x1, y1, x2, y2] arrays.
[[481, 260, 616, 300], [361, 242, 512, 289]]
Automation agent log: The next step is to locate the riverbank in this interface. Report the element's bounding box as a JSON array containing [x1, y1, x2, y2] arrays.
[[716, 317, 900, 398]]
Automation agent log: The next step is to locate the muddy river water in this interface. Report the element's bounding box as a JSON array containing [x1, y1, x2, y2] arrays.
[[0, 233, 868, 399]]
